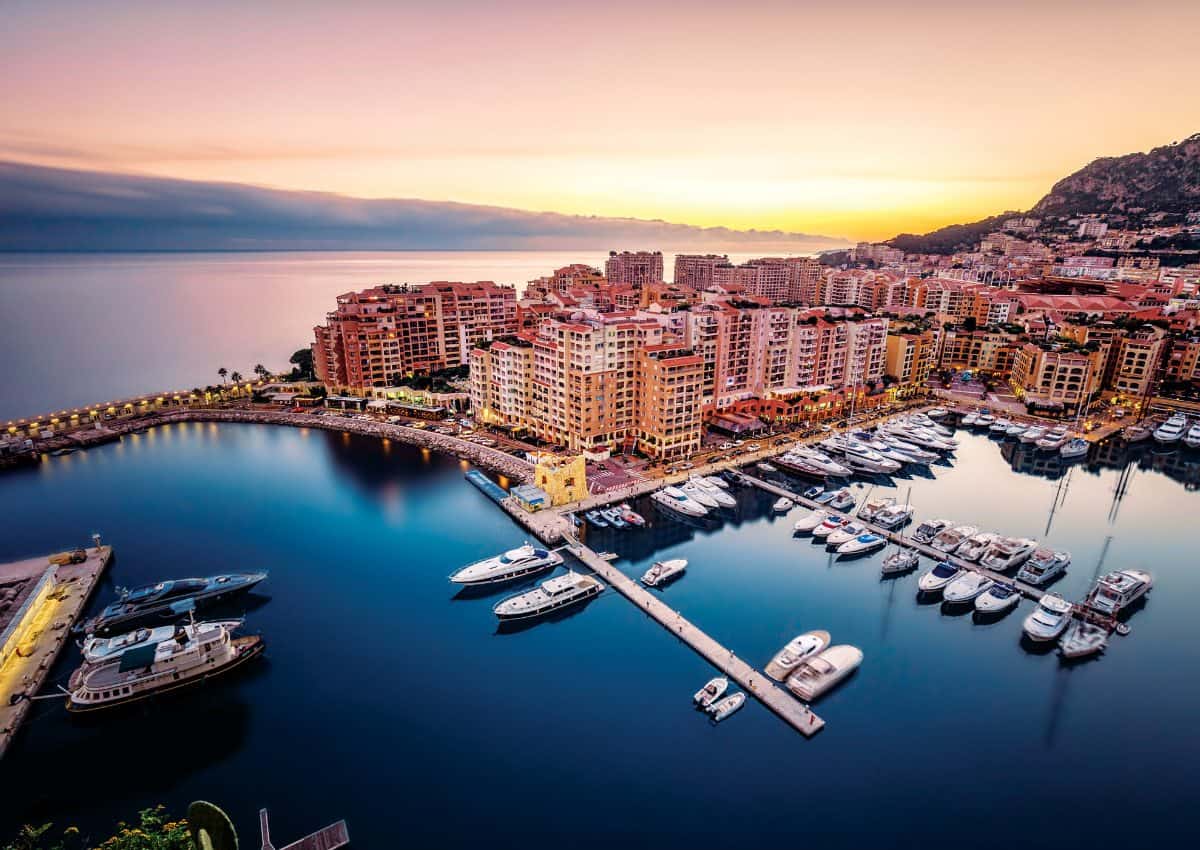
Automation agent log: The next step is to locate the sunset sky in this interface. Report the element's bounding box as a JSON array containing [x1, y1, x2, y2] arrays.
[[2, 0, 1198, 241]]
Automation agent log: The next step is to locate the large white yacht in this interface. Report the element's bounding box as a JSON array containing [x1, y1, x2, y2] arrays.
[[1153, 414, 1188, 444], [641, 559, 687, 588], [81, 619, 243, 665], [931, 524, 978, 554], [450, 543, 564, 585], [876, 434, 938, 462], [652, 486, 709, 517], [955, 531, 998, 562], [493, 572, 605, 621], [688, 477, 736, 507], [1022, 593, 1074, 642], [1085, 569, 1153, 616], [777, 448, 851, 478], [874, 503, 915, 530], [819, 436, 901, 474], [786, 645, 863, 701], [764, 630, 831, 682], [67, 620, 262, 712], [1186, 421, 1200, 449], [1015, 548, 1071, 585], [980, 537, 1038, 571], [680, 481, 720, 509]]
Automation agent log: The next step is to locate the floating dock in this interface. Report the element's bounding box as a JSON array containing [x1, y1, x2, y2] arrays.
[[0, 541, 113, 759], [465, 469, 510, 504]]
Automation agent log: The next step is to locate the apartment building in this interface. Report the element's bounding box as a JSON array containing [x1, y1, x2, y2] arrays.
[[605, 251, 664, 287], [706, 256, 823, 304], [673, 254, 729, 289], [1010, 342, 1104, 411], [1109, 326, 1167, 397], [885, 328, 939, 388], [635, 344, 705, 459], [313, 281, 517, 393], [939, 328, 1020, 375]]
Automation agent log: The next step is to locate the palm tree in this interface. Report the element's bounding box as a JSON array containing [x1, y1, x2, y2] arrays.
[[231, 371, 244, 384], [254, 363, 268, 381], [218, 367, 228, 386]]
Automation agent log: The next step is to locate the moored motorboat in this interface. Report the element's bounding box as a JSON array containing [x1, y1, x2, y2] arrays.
[[881, 548, 920, 575], [802, 485, 825, 500], [975, 581, 1021, 615], [601, 508, 628, 528], [1005, 422, 1028, 438], [961, 411, 979, 426], [955, 531, 998, 562], [875, 503, 914, 530], [1036, 427, 1069, 451], [492, 571, 605, 621], [451, 543, 565, 585], [793, 509, 829, 533], [652, 486, 709, 517], [80, 619, 243, 665], [1084, 569, 1153, 616], [931, 524, 978, 554], [1122, 423, 1151, 442], [785, 447, 852, 477], [786, 645, 863, 701], [694, 676, 728, 708], [1059, 619, 1108, 658], [826, 489, 855, 511], [911, 518, 952, 545], [979, 536, 1038, 571], [918, 561, 962, 594], [641, 558, 688, 587], [1019, 425, 1046, 444], [681, 481, 720, 509], [584, 510, 609, 529], [1060, 438, 1089, 460], [812, 516, 849, 539], [1153, 414, 1187, 444], [857, 496, 896, 523], [772, 497, 794, 513], [837, 533, 886, 556], [1022, 593, 1073, 642], [764, 629, 831, 681], [688, 477, 735, 507], [619, 503, 646, 526], [943, 571, 994, 605], [757, 462, 778, 473], [826, 521, 868, 546], [707, 692, 746, 722], [926, 407, 949, 420], [1015, 548, 1071, 585], [82, 572, 268, 637]]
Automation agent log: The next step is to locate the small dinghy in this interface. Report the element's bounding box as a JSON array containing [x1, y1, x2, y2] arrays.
[[764, 630, 831, 681], [708, 692, 746, 722], [881, 548, 920, 575], [975, 581, 1021, 615], [772, 497, 794, 513], [793, 509, 829, 533], [943, 571, 994, 605], [694, 676, 728, 708], [1059, 619, 1108, 658]]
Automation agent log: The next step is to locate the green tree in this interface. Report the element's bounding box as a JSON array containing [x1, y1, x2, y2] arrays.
[[289, 349, 314, 381], [230, 372, 243, 385], [217, 367, 228, 386], [253, 364, 268, 381]]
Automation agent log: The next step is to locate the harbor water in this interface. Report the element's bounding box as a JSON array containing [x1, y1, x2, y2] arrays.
[[0, 421, 1196, 848]]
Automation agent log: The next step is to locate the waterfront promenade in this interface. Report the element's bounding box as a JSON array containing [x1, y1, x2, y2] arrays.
[[0, 543, 113, 759]]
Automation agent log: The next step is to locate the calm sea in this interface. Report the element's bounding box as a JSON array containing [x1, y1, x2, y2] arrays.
[[0, 250, 776, 421], [0, 423, 1195, 848]]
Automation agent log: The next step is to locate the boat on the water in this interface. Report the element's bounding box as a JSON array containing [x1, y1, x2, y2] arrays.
[[826, 489, 855, 511], [694, 676, 728, 708], [827, 521, 868, 546], [786, 645, 863, 701], [1036, 427, 1069, 451], [812, 516, 849, 539], [980, 537, 1038, 571], [641, 558, 688, 587], [881, 548, 920, 575], [707, 692, 746, 722], [1153, 414, 1187, 444], [857, 496, 895, 523], [1015, 548, 1071, 585], [918, 561, 963, 594], [618, 504, 646, 526], [67, 620, 263, 712], [1059, 619, 1109, 658], [764, 630, 831, 681], [450, 543, 564, 585], [1084, 569, 1153, 616], [931, 524, 978, 554], [688, 477, 736, 507], [681, 482, 720, 509], [601, 507, 628, 528], [955, 531, 998, 562], [911, 518, 952, 545], [82, 572, 268, 637], [838, 533, 886, 556], [80, 619, 243, 665], [793, 509, 829, 533], [975, 582, 1021, 615], [652, 486, 709, 518], [1019, 426, 1046, 444], [773, 497, 795, 513], [875, 503, 914, 530], [1060, 438, 1089, 460], [943, 571, 994, 605], [757, 462, 778, 473], [1122, 423, 1151, 442], [492, 572, 604, 621], [1022, 593, 1073, 642], [584, 510, 609, 528]]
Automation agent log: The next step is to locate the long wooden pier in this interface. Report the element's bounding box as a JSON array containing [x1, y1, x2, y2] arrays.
[[742, 473, 1049, 602], [563, 534, 825, 737]]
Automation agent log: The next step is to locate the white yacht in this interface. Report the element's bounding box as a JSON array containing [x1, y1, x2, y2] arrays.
[[989, 418, 1011, 434], [492, 572, 605, 621], [943, 571, 994, 605], [926, 407, 949, 420], [837, 533, 886, 556], [931, 524, 978, 554], [786, 645, 863, 701], [772, 497, 794, 513], [1019, 425, 1046, 444], [1015, 549, 1071, 585], [1005, 422, 1028, 438], [67, 621, 263, 712], [1085, 569, 1153, 616], [1059, 620, 1108, 658], [694, 676, 728, 708], [881, 548, 920, 575], [700, 475, 730, 490], [911, 518, 952, 545], [1185, 422, 1200, 449], [756, 462, 778, 473], [980, 537, 1038, 571], [1060, 438, 1089, 460], [918, 561, 963, 594], [681, 481, 720, 509], [974, 413, 995, 428], [1022, 593, 1074, 642], [688, 477, 735, 507], [641, 559, 687, 588], [820, 436, 902, 474], [955, 532, 998, 562], [652, 486, 709, 517], [975, 582, 1022, 615], [787, 447, 852, 477], [961, 411, 979, 426], [450, 543, 564, 585], [875, 503, 914, 530], [765, 629, 831, 681], [826, 489, 856, 511], [812, 516, 849, 539], [857, 496, 896, 523], [826, 521, 868, 547], [793, 509, 830, 533], [1153, 414, 1188, 444], [1036, 427, 1069, 451], [80, 619, 243, 666], [708, 692, 746, 722], [877, 435, 938, 462]]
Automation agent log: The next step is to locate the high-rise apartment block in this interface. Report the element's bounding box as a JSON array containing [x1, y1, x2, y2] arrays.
[[605, 251, 664, 287]]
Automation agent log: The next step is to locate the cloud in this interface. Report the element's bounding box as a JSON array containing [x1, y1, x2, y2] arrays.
[[0, 161, 847, 252]]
